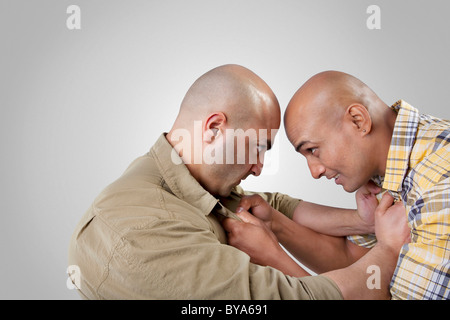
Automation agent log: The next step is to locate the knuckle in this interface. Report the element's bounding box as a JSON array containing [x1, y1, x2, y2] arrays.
[[239, 196, 250, 206], [232, 222, 243, 234], [227, 236, 237, 247]]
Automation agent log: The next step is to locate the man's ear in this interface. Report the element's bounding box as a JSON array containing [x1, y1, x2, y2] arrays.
[[203, 112, 227, 142], [345, 104, 372, 135]]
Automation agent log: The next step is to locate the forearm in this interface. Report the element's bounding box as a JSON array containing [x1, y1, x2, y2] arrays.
[[266, 247, 311, 278], [292, 201, 374, 236], [272, 209, 369, 273], [322, 243, 398, 299]]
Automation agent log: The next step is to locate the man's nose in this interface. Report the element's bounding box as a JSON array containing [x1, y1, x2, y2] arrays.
[[307, 157, 326, 179], [251, 157, 264, 177]]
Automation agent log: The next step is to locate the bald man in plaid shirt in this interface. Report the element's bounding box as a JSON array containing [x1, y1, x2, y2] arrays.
[[280, 71, 450, 299]]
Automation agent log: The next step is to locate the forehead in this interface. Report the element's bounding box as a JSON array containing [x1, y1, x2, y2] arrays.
[[285, 106, 323, 145], [241, 110, 280, 141]]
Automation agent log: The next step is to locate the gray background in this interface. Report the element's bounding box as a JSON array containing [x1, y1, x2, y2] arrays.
[[1, 0, 449, 299]]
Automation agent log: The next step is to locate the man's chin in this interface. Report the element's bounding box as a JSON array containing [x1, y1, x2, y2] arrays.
[[342, 183, 358, 193], [218, 184, 241, 198], [216, 188, 233, 198]]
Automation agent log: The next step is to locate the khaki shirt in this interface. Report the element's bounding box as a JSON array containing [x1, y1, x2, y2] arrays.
[[68, 134, 343, 300]]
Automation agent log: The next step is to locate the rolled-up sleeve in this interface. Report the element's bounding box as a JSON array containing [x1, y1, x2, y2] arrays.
[[241, 189, 302, 220]]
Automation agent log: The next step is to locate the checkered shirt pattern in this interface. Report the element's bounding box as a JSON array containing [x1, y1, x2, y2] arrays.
[[348, 100, 450, 300]]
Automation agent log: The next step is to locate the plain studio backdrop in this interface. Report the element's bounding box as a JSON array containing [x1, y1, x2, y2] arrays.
[[1, 0, 449, 299]]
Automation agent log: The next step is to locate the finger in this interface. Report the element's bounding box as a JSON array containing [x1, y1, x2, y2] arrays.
[[406, 234, 412, 244], [376, 192, 395, 215], [222, 217, 240, 233], [366, 181, 382, 194], [236, 210, 262, 226], [359, 180, 381, 195], [238, 195, 263, 212]]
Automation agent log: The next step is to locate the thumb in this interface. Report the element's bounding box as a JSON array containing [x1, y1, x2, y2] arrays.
[[222, 217, 240, 232], [238, 195, 264, 212], [366, 181, 382, 194], [236, 209, 261, 226], [376, 192, 395, 215]]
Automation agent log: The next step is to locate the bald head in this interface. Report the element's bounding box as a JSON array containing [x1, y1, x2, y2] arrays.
[[173, 64, 280, 130], [285, 70, 384, 133], [166, 65, 281, 197], [283, 71, 396, 193]]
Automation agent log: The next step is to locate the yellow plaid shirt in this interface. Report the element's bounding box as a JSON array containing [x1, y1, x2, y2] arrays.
[[349, 100, 450, 300]]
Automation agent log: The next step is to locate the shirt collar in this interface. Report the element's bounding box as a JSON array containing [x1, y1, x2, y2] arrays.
[[151, 133, 219, 215], [382, 100, 420, 192]]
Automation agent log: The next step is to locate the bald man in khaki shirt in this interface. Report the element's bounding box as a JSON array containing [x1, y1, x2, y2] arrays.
[[68, 65, 409, 299]]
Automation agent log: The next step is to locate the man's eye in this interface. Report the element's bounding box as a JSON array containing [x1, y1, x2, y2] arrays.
[[309, 148, 317, 155], [256, 145, 267, 153]]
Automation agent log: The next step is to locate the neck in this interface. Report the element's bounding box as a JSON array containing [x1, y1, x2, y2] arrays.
[[377, 107, 397, 177], [166, 128, 202, 180]]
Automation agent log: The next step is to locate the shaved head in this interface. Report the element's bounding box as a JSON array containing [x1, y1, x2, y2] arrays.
[[174, 64, 280, 130], [166, 64, 281, 197], [285, 70, 383, 134], [284, 71, 396, 193]]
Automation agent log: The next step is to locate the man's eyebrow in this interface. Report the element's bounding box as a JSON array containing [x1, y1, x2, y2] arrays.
[[295, 141, 309, 152]]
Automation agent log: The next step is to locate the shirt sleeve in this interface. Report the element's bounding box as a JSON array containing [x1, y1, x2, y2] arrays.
[[347, 234, 377, 248], [228, 186, 302, 219], [253, 191, 302, 220], [346, 189, 390, 249], [98, 217, 343, 300]]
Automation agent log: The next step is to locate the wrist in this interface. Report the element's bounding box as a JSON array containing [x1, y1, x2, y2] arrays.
[[373, 242, 401, 264], [271, 209, 283, 235], [354, 209, 375, 234]]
